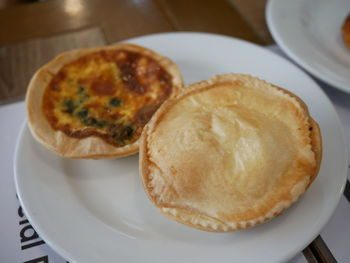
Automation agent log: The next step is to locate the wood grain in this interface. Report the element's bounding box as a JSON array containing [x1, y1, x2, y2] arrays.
[[228, 0, 274, 44], [308, 236, 337, 263], [156, 0, 264, 45], [303, 246, 319, 263], [0, 0, 174, 45], [0, 27, 106, 104]]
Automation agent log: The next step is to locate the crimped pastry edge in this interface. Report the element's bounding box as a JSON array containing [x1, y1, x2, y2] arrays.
[[26, 43, 184, 159], [139, 73, 322, 232]]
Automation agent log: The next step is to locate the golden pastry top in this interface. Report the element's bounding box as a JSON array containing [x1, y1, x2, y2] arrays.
[[140, 74, 321, 232]]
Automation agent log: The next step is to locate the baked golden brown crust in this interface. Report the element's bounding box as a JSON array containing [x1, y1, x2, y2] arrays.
[[342, 13, 350, 50], [140, 74, 322, 232], [26, 43, 183, 159]]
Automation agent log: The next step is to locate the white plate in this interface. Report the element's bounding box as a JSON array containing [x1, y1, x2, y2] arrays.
[[14, 32, 348, 263], [267, 0, 350, 94]]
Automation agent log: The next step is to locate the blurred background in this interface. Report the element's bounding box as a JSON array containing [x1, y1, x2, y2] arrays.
[[0, 0, 272, 105]]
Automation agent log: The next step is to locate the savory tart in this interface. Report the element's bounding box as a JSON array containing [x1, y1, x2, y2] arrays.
[[140, 74, 322, 232], [26, 43, 183, 158], [342, 13, 350, 50]]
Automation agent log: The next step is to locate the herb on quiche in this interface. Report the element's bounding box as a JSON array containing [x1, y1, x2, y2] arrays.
[[123, 125, 134, 138], [76, 108, 89, 120], [78, 86, 85, 94], [108, 123, 134, 145], [109, 97, 121, 107], [62, 99, 76, 114], [84, 117, 106, 128], [78, 86, 89, 103]]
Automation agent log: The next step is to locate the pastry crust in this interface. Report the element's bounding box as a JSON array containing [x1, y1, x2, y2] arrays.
[[140, 74, 322, 232], [26, 43, 183, 159], [342, 13, 350, 50]]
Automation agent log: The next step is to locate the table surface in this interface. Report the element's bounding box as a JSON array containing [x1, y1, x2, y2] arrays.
[[0, 0, 269, 105], [0, 1, 348, 262]]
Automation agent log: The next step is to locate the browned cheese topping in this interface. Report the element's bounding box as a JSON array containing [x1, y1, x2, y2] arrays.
[[43, 50, 173, 147]]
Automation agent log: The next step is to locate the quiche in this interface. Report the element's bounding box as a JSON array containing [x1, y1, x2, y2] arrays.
[[140, 74, 322, 232], [26, 43, 183, 158]]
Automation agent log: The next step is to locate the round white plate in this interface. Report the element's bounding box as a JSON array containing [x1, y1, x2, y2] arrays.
[[15, 32, 348, 263], [267, 0, 350, 94]]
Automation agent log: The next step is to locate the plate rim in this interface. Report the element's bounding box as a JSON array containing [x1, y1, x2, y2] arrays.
[[14, 31, 349, 263], [266, 0, 350, 94], [14, 122, 79, 262]]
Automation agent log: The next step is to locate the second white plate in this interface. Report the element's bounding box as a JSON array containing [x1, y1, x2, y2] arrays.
[[267, 0, 350, 93], [15, 32, 348, 263]]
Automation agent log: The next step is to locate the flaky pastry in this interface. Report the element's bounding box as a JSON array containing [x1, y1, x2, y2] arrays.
[[140, 74, 322, 232]]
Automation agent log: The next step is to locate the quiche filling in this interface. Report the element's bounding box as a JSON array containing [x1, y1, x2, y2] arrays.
[[43, 50, 173, 147]]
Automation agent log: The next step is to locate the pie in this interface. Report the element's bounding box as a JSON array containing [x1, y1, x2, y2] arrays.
[[26, 43, 183, 158], [140, 74, 322, 232]]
